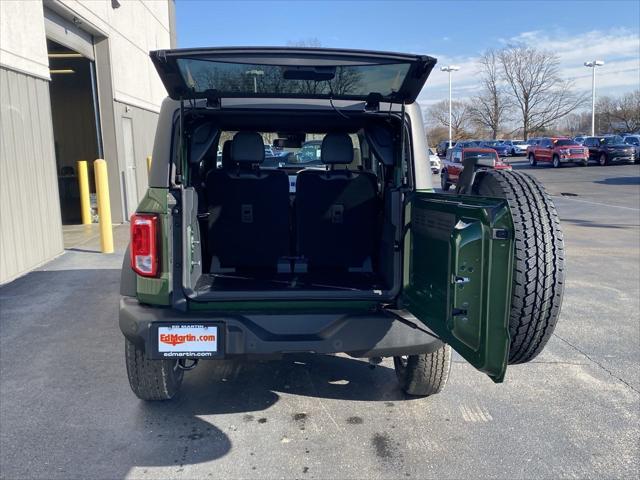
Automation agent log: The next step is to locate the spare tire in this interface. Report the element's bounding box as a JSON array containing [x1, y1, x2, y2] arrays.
[[473, 170, 565, 364]]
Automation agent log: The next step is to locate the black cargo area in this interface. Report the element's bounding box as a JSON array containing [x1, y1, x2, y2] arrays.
[[180, 111, 403, 301]]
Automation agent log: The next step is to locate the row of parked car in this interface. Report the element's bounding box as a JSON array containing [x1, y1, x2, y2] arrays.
[[433, 133, 640, 191], [436, 134, 639, 168], [527, 134, 639, 167], [435, 139, 528, 157]]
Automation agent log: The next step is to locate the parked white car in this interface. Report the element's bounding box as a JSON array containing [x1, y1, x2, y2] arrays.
[[501, 140, 529, 156], [428, 148, 441, 173]]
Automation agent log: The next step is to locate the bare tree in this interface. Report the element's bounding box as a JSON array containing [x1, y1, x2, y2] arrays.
[[498, 45, 587, 140], [468, 50, 511, 139], [560, 111, 591, 136], [426, 100, 473, 140], [425, 125, 449, 146], [597, 90, 640, 133]]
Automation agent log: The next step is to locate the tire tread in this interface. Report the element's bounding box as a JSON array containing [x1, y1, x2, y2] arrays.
[[395, 345, 452, 396], [125, 339, 183, 401], [475, 170, 565, 364]]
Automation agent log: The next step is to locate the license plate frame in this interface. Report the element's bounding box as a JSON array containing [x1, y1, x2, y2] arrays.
[[150, 323, 224, 359]]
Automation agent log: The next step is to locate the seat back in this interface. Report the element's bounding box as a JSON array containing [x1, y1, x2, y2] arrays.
[[295, 133, 377, 270], [206, 132, 289, 270], [220, 140, 234, 170]]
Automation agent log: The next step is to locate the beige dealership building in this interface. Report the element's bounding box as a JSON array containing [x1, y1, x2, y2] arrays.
[[0, 0, 176, 283]]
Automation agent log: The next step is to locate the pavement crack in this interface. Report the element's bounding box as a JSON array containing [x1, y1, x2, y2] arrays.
[[553, 333, 640, 395]]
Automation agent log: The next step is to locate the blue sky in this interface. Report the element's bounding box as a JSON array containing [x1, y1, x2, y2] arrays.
[[175, 1, 640, 108]]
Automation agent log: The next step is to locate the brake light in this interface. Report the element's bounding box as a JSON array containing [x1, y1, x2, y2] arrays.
[[130, 214, 159, 277]]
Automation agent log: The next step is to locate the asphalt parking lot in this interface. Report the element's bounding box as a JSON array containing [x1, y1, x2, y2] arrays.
[[1, 159, 638, 479]]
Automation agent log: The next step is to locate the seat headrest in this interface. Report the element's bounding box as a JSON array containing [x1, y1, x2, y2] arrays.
[[221, 140, 233, 169], [321, 133, 353, 165], [232, 132, 264, 164]]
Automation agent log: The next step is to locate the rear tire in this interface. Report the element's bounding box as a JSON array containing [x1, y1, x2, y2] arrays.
[[394, 345, 452, 396], [440, 171, 451, 191], [473, 170, 565, 364], [125, 339, 184, 401], [528, 154, 537, 167]]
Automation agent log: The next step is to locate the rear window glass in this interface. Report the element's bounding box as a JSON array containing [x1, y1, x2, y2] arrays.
[[176, 59, 411, 97], [601, 136, 624, 145]]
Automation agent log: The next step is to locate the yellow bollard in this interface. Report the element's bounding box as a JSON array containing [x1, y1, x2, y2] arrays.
[[76, 160, 92, 225], [93, 159, 114, 253], [146, 155, 152, 173]]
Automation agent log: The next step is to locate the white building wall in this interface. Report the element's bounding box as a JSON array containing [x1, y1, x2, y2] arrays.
[[0, 1, 50, 79], [0, 0, 174, 282], [56, 0, 172, 113], [1, 0, 172, 113]]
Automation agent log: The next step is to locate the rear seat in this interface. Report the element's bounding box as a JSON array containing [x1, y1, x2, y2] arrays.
[[206, 132, 290, 271], [295, 133, 378, 270]]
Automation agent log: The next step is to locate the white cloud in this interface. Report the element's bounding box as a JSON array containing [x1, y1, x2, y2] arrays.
[[417, 28, 640, 113], [509, 28, 640, 64]]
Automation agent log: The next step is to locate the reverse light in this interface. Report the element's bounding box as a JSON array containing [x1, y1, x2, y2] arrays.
[[130, 214, 159, 277]]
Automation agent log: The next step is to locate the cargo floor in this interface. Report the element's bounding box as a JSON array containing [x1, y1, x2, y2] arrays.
[[193, 271, 388, 293]]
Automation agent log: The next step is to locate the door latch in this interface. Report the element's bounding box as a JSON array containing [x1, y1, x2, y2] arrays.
[[492, 228, 510, 240]]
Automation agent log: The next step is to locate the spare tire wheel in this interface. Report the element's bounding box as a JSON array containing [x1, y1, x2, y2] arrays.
[[472, 170, 565, 364]]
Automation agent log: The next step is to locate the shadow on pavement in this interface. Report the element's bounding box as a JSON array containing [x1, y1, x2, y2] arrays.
[[0, 266, 410, 479], [562, 218, 638, 229], [594, 176, 640, 186], [182, 352, 407, 406]]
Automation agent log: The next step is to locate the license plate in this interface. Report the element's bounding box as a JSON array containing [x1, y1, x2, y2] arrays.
[[155, 324, 220, 358]]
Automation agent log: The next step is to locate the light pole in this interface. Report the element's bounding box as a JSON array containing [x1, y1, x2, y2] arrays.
[[245, 69, 264, 93], [440, 65, 460, 150], [584, 60, 604, 136]]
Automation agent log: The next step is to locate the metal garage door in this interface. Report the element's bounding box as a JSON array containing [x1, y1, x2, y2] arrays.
[[44, 8, 94, 61]]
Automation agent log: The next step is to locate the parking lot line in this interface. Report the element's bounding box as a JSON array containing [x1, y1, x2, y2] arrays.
[[554, 196, 640, 211]]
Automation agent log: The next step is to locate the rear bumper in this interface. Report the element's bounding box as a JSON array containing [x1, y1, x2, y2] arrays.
[[119, 297, 443, 358]]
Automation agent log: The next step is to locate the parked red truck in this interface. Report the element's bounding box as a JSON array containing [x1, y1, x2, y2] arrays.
[[441, 147, 511, 191], [527, 137, 589, 168]]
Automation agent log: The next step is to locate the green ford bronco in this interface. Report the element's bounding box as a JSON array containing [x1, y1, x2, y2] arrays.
[[120, 47, 564, 400]]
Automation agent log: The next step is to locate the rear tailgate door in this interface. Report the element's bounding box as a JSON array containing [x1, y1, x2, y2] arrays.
[[150, 47, 436, 104]]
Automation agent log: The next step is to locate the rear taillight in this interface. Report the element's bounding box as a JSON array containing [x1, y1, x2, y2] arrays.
[[130, 214, 159, 277]]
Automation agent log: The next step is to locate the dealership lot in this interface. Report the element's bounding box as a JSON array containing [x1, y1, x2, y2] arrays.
[[1, 160, 638, 479]]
